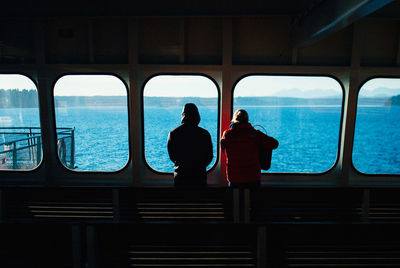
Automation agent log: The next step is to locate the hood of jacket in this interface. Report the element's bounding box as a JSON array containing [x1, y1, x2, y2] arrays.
[[181, 103, 200, 125]]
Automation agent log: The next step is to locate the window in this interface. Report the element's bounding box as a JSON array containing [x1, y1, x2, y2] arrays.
[[0, 74, 42, 170], [353, 78, 400, 174], [233, 75, 343, 173], [143, 75, 219, 172], [54, 74, 129, 172]]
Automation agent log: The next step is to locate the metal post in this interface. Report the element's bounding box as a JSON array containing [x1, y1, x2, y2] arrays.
[[29, 128, 34, 161], [362, 189, 370, 222], [233, 188, 240, 223], [257, 226, 267, 268], [72, 225, 83, 268], [28, 133, 32, 161], [244, 188, 250, 223], [12, 142, 17, 169], [87, 225, 97, 268], [112, 189, 120, 223], [36, 136, 42, 166], [0, 189, 3, 221], [71, 128, 75, 169]]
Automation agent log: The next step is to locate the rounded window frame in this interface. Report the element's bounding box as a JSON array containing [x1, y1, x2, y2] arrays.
[[232, 73, 345, 176], [52, 73, 132, 173], [0, 73, 43, 172], [351, 76, 400, 177], [141, 73, 221, 175]]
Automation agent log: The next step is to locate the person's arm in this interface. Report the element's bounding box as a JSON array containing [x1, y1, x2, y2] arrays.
[[220, 130, 227, 153], [259, 131, 279, 150], [167, 132, 176, 163], [204, 131, 213, 166]]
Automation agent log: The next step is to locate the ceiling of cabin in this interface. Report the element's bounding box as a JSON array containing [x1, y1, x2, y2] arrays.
[[1, 0, 399, 47], [2, 0, 320, 17], [0, 0, 398, 17]]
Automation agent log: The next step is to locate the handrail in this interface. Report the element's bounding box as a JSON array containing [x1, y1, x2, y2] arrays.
[[0, 126, 73, 131], [0, 135, 41, 147], [0, 127, 75, 169], [0, 127, 74, 147], [1, 143, 41, 154], [0, 127, 41, 130]]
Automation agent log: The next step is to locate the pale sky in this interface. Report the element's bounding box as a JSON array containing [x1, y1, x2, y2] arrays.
[[234, 75, 342, 97], [361, 78, 400, 91], [54, 75, 127, 96], [144, 75, 218, 97], [0, 74, 36, 89]]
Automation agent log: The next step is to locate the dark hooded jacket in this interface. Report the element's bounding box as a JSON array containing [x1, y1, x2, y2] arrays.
[[167, 103, 213, 187]]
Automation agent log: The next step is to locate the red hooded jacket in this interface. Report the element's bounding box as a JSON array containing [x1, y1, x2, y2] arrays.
[[221, 123, 278, 183]]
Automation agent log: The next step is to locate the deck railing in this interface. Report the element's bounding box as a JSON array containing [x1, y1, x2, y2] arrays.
[[0, 127, 75, 170]]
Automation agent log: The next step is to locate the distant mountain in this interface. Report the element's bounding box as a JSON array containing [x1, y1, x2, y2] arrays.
[[271, 88, 342, 98], [234, 96, 343, 106], [273, 86, 400, 99], [385, 95, 400, 106], [358, 97, 389, 106], [259, 86, 400, 99]]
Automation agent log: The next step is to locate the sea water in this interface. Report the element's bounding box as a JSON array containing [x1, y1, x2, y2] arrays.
[[1, 106, 400, 174]]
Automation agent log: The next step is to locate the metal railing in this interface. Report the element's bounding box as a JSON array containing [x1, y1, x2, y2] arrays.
[[0, 127, 75, 170]]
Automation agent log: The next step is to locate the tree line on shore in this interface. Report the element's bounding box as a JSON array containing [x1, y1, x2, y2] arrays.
[[386, 95, 400, 106], [0, 89, 39, 108]]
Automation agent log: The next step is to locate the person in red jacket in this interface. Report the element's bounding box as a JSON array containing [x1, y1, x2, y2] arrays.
[[221, 109, 278, 187]]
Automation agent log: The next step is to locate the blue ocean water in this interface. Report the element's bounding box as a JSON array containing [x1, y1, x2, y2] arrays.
[[241, 106, 342, 173], [144, 105, 218, 172], [145, 105, 343, 173], [0, 107, 129, 171], [55, 106, 129, 171], [1, 105, 400, 174], [353, 106, 400, 174]]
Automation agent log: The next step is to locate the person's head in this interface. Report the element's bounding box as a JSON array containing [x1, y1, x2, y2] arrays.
[[181, 103, 200, 125], [232, 109, 249, 124]]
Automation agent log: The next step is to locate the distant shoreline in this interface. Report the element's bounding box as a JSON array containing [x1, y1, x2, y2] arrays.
[[0, 92, 398, 108]]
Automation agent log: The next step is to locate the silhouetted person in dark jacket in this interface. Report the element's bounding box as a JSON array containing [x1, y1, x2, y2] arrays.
[[167, 103, 213, 187]]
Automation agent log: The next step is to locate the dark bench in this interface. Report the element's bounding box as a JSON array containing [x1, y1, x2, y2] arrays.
[[1, 186, 400, 268]]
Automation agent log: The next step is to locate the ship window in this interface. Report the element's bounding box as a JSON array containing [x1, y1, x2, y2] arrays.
[[353, 78, 400, 175], [143, 75, 219, 173], [233, 75, 343, 173], [53, 74, 129, 172], [0, 74, 42, 171]]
